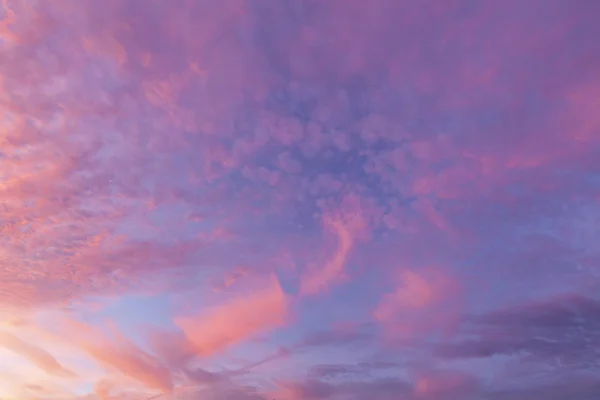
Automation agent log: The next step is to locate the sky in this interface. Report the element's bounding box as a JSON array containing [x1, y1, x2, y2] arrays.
[[0, 0, 600, 399]]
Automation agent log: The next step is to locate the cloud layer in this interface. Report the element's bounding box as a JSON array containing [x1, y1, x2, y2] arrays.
[[1, 0, 600, 398]]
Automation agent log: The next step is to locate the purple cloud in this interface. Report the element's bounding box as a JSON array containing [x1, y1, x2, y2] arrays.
[[1, 0, 600, 398]]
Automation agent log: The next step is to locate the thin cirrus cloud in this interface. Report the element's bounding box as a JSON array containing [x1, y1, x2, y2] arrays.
[[0, 330, 75, 378], [1, 0, 600, 398]]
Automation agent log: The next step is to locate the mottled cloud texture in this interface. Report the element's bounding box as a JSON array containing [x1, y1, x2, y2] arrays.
[[1, 0, 600, 398]]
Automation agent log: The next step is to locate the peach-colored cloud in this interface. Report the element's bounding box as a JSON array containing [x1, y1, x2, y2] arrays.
[[59, 319, 173, 393], [176, 279, 288, 357], [94, 379, 113, 400], [0, 330, 74, 378]]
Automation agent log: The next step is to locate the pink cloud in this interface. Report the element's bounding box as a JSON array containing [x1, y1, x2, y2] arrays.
[[94, 380, 113, 400], [374, 268, 462, 341], [175, 279, 288, 357], [303, 194, 375, 294], [1, 0, 599, 398], [59, 319, 173, 393], [300, 217, 356, 296], [413, 369, 479, 399], [0, 330, 74, 378]]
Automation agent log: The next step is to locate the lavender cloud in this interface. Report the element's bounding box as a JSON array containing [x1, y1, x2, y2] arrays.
[[1, 0, 600, 398]]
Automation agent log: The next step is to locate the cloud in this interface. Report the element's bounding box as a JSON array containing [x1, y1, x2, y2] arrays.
[[146, 329, 196, 369], [271, 359, 482, 400], [94, 380, 113, 400], [413, 370, 480, 400], [300, 216, 357, 296], [175, 279, 288, 357], [436, 294, 600, 370], [374, 268, 461, 341], [486, 373, 600, 400], [243, 322, 377, 371], [1, 0, 600, 399], [277, 377, 411, 400], [0, 0, 598, 312], [0, 330, 75, 377], [59, 319, 174, 393], [146, 328, 228, 386], [181, 383, 268, 400], [300, 193, 374, 296]]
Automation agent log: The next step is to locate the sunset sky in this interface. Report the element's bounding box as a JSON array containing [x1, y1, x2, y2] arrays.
[[1, 0, 600, 399]]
